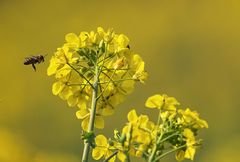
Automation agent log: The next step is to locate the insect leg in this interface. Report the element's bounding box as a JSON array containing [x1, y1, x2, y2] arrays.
[[32, 64, 36, 71]]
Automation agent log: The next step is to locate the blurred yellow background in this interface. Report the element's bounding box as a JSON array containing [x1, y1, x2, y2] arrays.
[[0, 0, 240, 161]]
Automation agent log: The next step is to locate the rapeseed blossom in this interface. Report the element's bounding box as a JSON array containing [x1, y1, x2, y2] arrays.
[[92, 94, 208, 162], [47, 27, 208, 162], [47, 27, 147, 131]]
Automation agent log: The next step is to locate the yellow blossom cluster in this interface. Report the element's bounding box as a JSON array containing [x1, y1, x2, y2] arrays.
[[92, 94, 208, 162], [47, 27, 147, 131]]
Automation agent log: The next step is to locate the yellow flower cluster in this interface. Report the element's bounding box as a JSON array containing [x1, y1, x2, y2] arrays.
[[92, 94, 208, 162], [47, 27, 147, 131]]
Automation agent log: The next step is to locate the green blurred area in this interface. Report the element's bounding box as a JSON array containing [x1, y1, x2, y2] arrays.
[[0, 0, 240, 161]]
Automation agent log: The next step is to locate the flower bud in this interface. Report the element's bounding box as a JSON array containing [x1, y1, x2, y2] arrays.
[[113, 58, 124, 69]]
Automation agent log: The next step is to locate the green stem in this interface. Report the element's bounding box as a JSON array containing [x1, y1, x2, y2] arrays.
[[148, 131, 180, 162], [154, 144, 187, 162], [148, 132, 164, 162], [67, 63, 94, 89], [158, 132, 179, 144], [148, 108, 165, 162], [103, 151, 118, 162], [81, 66, 99, 162], [96, 69, 116, 100], [124, 153, 131, 162], [157, 109, 162, 126]]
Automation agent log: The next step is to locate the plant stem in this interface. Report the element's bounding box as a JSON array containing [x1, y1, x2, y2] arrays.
[[148, 132, 164, 162], [158, 132, 179, 144], [154, 144, 187, 162], [157, 109, 162, 126], [67, 63, 94, 89], [124, 153, 131, 162], [103, 151, 118, 162], [81, 66, 99, 162], [148, 109, 164, 162], [96, 69, 116, 100]]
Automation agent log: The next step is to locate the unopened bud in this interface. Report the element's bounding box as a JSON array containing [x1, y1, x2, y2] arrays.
[[113, 58, 124, 69]]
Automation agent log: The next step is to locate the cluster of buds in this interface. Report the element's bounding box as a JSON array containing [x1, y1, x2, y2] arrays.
[[92, 94, 208, 162], [47, 27, 148, 131]]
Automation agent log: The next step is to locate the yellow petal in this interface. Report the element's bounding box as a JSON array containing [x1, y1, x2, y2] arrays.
[[94, 116, 104, 129], [183, 128, 194, 140], [95, 135, 107, 146], [117, 151, 126, 162], [97, 27, 105, 37], [79, 32, 88, 41], [121, 80, 135, 94], [133, 61, 148, 83], [131, 54, 143, 70], [81, 118, 89, 131], [145, 94, 164, 109], [197, 119, 209, 128], [165, 96, 179, 106], [113, 58, 124, 69], [138, 115, 149, 125], [160, 111, 169, 121], [47, 58, 59, 76], [76, 109, 89, 119], [122, 125, 129, 134], [67, 95, 78, 107], [117, 34, 129, 47], [175, 150, 185, 161], [77, 101, 87, 110], [100, 106, 115, 116], [65, 33, 79, 44], [135, 144, 146, 157], [114, 130, 119, 139], [59, 87, 72, 100], [108, 94, 125, 107], [106, 151, 116, 162], [52, 81, 64, 95], [127, 109, 138, 123], [185, 146, 196, 160], [55, 65, 71, 79], [92, 147, 104, 160]]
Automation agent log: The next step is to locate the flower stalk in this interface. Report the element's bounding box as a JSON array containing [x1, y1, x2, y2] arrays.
[[82, 66, 99, 162], [103, 151, 118, 162]]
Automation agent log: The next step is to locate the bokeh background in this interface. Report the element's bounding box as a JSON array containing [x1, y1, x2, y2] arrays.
[[0, 0, 240, 161]]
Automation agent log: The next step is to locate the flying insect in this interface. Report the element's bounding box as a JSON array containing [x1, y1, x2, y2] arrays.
[[24, 54, 46, 71]]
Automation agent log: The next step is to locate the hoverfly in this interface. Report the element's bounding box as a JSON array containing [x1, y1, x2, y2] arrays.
[[24, 54, 47, 71]]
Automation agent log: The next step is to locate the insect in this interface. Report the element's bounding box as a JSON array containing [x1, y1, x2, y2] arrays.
[[24, 54, 47, 71]]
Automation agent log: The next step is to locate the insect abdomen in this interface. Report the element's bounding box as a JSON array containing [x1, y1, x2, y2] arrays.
[[23, 57, 39, 65]]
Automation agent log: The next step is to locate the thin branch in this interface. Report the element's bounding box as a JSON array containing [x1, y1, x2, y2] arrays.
[[158, 132, 180, 144], [154, 144, 187, 162], [98, 52, 116, 65], [96, 70, 116, 100], [103, 151, 118, 162], [101, 66, 129, 71], [100, 71, 117, 86], [67, 63, 94, 89]]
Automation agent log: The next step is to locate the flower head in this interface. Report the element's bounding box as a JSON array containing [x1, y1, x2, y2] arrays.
[[47, 27, 147, 131], [178, 108, 209, 129], [97, 94, 208, 162]]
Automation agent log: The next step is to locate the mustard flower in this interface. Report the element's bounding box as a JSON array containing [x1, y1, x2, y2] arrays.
[[145, 94, 179, 111], [182, 128, 196, 160], [101, 94, 208, 162], [92, 135, 127, 162], [178, 108, 209, 129], [92, 135, 116, 162], [47, 27, 147, 131]]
